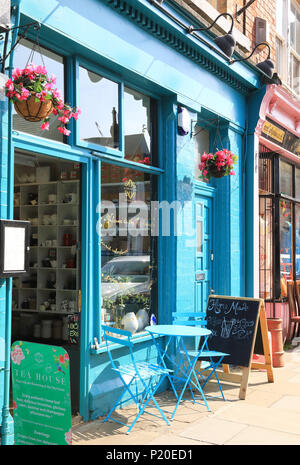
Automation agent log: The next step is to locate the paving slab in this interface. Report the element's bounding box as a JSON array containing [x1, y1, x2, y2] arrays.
[[215, 402, 300, 435], [270, 395, 300, 414], [225, 425, 300, 445], [180, 417, 248, 445]]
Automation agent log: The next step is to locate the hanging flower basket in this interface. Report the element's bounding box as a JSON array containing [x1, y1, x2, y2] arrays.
[[13, 91, 53, 122], [199, 149, 238, 182], [5, 63, 81, 136]]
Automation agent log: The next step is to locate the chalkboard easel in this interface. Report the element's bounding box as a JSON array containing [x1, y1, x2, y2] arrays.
[[202, 295, 274, 400]]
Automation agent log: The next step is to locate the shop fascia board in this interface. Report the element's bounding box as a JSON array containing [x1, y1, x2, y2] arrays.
[[169, 0, 251, 52], [17, 0, 260, 93]]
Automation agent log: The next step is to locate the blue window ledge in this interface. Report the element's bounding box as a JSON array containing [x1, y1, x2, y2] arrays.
[[90, 331, 162, 355]]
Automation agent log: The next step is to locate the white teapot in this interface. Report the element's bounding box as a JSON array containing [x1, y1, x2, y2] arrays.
[[136, 309, 149, 332], [121, 312, 138, 334]]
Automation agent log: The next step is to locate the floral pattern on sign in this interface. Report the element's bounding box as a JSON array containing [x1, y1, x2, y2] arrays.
[[54, 352, 69, 375], [11, 345, 25, 365], [65, 428, 72, 445]]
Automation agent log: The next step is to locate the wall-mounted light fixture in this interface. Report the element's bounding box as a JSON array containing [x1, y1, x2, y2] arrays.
[[186, 13, 236, 58], [229, 42, 274, 78], [149, 0, 277, 82]]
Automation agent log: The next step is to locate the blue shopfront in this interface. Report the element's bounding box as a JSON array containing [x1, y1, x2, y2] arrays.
[[0, 0, 268, 443]]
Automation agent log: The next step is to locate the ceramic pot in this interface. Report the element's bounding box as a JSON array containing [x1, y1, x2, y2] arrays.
[[267, 318, 285, 367], [136, 309, 149, 331], [121, 312, 139, 334]]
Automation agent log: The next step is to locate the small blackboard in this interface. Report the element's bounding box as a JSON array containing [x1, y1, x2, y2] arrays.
[[205, 296, 261, 367]]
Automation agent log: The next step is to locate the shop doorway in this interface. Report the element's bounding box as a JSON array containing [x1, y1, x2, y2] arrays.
[[11, 150, 82, 415]]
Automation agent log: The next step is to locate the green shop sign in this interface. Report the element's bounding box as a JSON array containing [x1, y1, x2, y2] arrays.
[[11, 341, 72, 445]]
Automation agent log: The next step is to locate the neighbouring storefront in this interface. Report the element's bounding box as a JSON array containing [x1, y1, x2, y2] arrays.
[[256, 84, 300, 342], [0, 0, 272, 444]]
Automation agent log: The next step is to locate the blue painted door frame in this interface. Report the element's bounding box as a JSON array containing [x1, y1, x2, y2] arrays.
[[194, 192, 213, 314]]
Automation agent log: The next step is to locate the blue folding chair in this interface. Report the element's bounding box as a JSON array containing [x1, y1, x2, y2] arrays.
[[172, 312, 228, 400], [102, 325, 173, 434]]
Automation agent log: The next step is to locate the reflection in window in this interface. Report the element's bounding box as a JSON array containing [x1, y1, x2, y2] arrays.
[[79, 67, 119, 149], [280, 160, 293, 196], [124, 87, 156, 166], [259, 198, 273, 300], [100, 163, 157, 334], [296, 168, 300, 199], [280, 200, 293, 294], [290, 2, 300, 55], [12, 38, 65, 142], [296, 205, 300, 280]]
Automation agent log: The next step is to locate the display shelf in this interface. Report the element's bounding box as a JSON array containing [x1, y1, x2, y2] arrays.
[[13, 177, 81, 328]]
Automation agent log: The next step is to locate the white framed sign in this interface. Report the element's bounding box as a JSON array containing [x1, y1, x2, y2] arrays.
[[0, 220, 30, 277]]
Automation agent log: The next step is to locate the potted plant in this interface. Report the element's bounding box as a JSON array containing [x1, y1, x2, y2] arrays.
[[5, 63, 80, 136], [199, 149, 238, 182]]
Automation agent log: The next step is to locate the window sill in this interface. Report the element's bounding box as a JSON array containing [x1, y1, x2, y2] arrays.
[[90, 331, 162, 355]]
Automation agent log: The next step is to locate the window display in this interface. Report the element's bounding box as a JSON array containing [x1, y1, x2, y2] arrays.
[[100, 163, 157, 334]]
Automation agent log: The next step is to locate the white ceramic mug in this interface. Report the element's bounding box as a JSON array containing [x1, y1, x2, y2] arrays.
[[48, 194, 57, 204]]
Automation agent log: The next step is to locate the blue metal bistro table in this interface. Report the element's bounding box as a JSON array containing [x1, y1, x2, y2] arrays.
[[145, 325, 212, 420]]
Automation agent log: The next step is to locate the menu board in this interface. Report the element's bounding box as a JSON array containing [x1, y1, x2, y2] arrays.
[[11, 341, 72, 445], [205, 296, 261, 367]]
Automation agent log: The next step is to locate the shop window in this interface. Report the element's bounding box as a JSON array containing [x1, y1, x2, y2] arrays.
[[296, 168, 300, 199], [78, 66, 120, 150], [259, 197, 273, 300], [280, 200, 293, 288], [280, 160, 293, 196], [295, 205, 300, 280], [12, 39, 65, 142], [100, 163, 157, 334]]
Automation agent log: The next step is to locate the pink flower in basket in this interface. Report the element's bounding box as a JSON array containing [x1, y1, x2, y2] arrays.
[[199, 149, 238, 181], [5, 63, 80, 136]]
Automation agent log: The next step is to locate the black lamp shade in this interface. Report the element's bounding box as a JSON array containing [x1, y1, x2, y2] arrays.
[[214, 33, 236, 58], [256, 58, 274, 78]]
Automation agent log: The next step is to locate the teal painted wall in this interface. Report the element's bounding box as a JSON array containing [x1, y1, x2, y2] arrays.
[[0, 0, 264, 432]]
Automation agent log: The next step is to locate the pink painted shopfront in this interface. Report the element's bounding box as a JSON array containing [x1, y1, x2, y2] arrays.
[[256, 84, 300, 343]]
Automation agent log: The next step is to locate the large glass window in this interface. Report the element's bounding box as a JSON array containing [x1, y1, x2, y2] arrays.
[[295, 205, 300, 280], [100, 163, 157, 334], [78, 66, 120, 150], [280, 200, 293, 284], [12, 38, 65, 142], [296, 168, 300, 198], [259, 146, 300, 302], [259, 197, 273, 300]]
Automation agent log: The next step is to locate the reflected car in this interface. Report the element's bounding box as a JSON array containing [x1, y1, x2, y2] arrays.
[[101, 255, 150, 300]]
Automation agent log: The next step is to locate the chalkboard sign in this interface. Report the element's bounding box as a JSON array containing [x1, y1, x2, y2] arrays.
[[205, 296, 261, 367]]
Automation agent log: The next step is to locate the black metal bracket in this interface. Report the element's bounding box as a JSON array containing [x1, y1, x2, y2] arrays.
[[0, 21, 41, 73]]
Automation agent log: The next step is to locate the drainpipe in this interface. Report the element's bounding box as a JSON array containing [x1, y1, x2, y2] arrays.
[[1, 0, 21, 445]]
